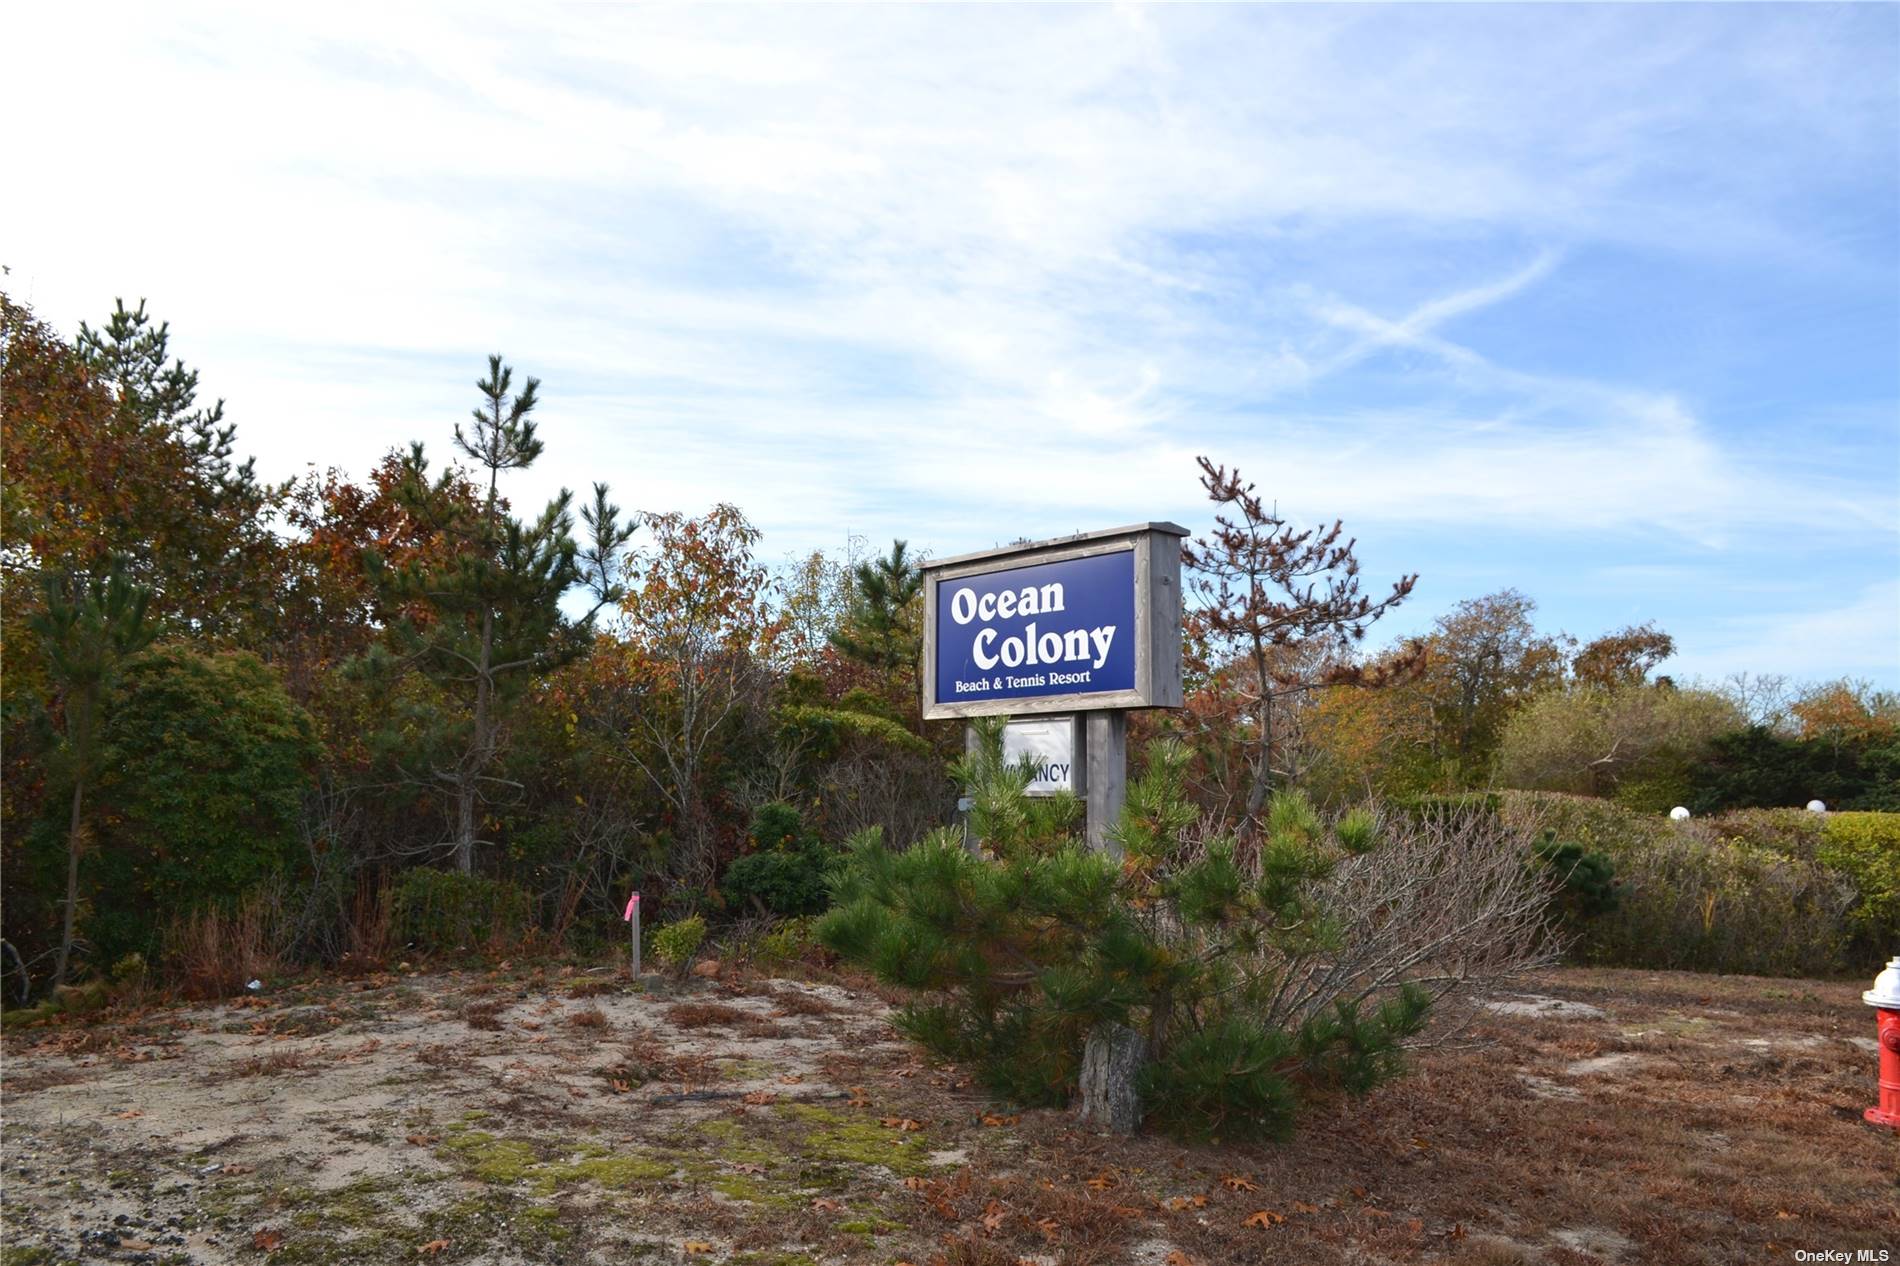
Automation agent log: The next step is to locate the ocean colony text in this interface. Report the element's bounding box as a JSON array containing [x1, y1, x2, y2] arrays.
[[948, 581, 1117, 671]]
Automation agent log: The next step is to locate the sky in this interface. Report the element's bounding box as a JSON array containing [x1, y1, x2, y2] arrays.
[[5, 4, 1897, 685]]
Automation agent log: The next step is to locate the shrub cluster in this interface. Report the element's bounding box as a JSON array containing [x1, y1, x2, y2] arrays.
[[388, 869, 532, 955], [819, 720, 1552, 1140], [718, 803, 835, 918]]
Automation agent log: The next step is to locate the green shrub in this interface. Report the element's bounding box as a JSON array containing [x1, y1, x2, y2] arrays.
[[78, 647, 317, 964], [389, 869, 531, 954], [1574, 832, 1853, 976], [818, 719, 1491, 1141], [1532, 831, 1618, 931], [1505, 792, 1868, 975], [650, 914, 706, 972], [1819, 812, 1900, 952], [721, 851, 830, 917], [720, 803, 834, 917], [751, 917, 817, 968]]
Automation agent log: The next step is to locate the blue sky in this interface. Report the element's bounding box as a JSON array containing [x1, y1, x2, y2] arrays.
[[5, 4, 1896, 683]]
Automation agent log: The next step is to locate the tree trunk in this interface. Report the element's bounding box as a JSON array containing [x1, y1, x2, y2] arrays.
[[54, 774, 85, 988], [455, 607, 495, 875], [1076, 1021, 1145, 1135]]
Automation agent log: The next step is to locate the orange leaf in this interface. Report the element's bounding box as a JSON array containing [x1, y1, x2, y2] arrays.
[[1085, 1170, 1118, 1191], [741, 1091, 777, 1106], [1165, 1253, 1199, 1266], [406, 1134, 440, 1147], [980, 1200, 1008, 1233], [811, 1197, 844, 1212], [418, 1240, 450, 1256], [1221, 1174, 1258, 1192], [1290, 1200, 1319, 1214], [1243, 1210, 1285, 1229], [252, 1228, 285, 1251], [1034, 1216, 1060, 1243], [114, 1109, 144, 1120], [979, 1112, 1020, 1127], [878, 1116, 924, 1132], [683, 1242, 713, 1255]]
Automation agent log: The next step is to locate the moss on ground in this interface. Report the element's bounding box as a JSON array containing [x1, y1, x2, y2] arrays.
[[777, 1104, 934, 1177]]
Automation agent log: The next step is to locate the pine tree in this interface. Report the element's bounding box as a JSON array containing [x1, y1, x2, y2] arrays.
[[367, 356, 635, 873], [29, 562, 155, 985], [1184, 457, 1420, 824], [819, 719, 1429, 1139], [828, 539, 922, 696]]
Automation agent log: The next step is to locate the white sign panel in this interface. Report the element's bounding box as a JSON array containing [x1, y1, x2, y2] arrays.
[[1003, 716, 1077, 797]]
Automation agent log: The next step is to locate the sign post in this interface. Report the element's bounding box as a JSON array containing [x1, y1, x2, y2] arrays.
[[922, 523, 1186, 853], [623, 892, 640, 978]]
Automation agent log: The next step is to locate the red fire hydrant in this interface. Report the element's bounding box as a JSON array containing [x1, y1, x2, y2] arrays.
[[1865, 956, 1900, 1131]]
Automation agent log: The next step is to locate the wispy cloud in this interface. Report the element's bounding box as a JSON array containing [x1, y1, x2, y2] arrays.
[[3, 4, 1894, 680]]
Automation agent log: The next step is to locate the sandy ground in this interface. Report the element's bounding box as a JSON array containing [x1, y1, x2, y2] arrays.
[[2, 963, 1894, 1265]]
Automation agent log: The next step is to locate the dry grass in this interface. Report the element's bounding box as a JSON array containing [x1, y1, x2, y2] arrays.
[[461, 999, 506, 1030], [228, 1049, 312, 1077], [3, 963, 1890, 1266], [664, 1001, 749, 1029]]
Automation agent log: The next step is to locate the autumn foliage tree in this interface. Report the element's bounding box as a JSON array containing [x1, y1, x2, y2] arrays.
[[1182, 457, 1419, 825]]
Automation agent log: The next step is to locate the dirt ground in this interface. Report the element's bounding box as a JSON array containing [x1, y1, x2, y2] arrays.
[[2, 963, 1894, 1266]]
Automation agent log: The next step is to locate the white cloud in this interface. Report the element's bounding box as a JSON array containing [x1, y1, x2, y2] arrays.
[[1, 4, 1893, 685], [1671, 579, 1900, 682]]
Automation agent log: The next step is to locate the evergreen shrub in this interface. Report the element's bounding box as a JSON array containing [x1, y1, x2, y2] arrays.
[[389, 869, 531, 954], [719, 803, 834, 917], [819, 720, 1546, 1140]]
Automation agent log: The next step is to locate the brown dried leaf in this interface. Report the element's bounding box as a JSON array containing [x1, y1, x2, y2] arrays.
[[406, 1134, 440, 1147], [252, 1228, 285, 1251], [1221, 1174, 1258, 1193], [1243, 1210, 1285, 1229], [418, 1240, 450, 1256]]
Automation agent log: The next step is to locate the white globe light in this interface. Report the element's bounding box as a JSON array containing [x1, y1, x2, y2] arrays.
[[1806, 799, 1827, 813], [1669, 806, 1691, 821]]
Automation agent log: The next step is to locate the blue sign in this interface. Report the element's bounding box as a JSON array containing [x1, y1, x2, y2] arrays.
[[934, 551, 1136, 706]]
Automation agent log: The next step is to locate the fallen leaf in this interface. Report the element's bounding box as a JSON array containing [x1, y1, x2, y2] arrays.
[[252, 1228, 285, 1251], [979, 1112, 1020, 1127], [1222, 1174, 1258, 1193], [610, 1079, 631, 1094], [741, 1091, 778, 1105], [113, 1109, 144, 1120], [1445, 1224, 1468, 1241], [733, 1162, 766, 1175], [777, 1073, 803, 1084], [682, 1241, 713, 1255], [1290, 1200, 1319, 1214], [1243, 1210, 1285, 1229], [1350, 1185, 1369, 1200], [812, 1197, 845, 1212], [120, 1240, 153, 1251], [406, 1134, 440, 1147], [878, 1116, 924, 1132], [1085, 1170, 1118, 1191], [1775, 1210, 1799, 1220], [980, 1200, 1007, 1234], [418, 1239, 450, 1256], [1161, 1194, 1209, 1212], [902, 1176, 930, 1191], [1034, 1216, 1060, 1243], [1406, 1218, 1424, 1234], [1165, 1253, 1198, 1266]]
